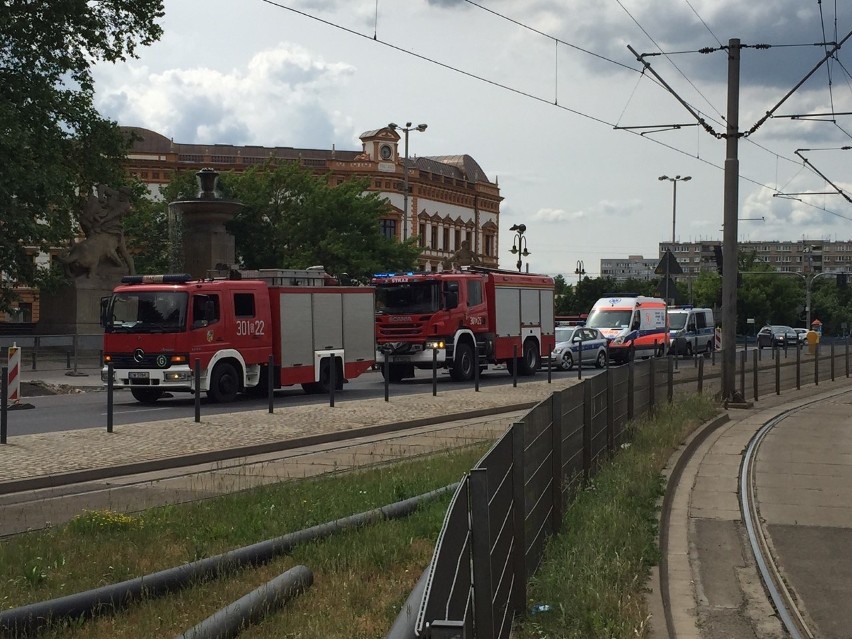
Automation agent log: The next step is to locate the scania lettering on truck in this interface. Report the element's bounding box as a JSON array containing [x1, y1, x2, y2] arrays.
[[100, 269, 376, 403], [372, 266, 555, 382], [585, 295, 668, 363]]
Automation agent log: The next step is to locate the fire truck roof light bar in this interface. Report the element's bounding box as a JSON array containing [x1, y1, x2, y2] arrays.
[[120, 274, 193, 285]]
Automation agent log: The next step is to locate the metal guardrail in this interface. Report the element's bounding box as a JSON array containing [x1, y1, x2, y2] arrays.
[[0, 334, 102, 372]]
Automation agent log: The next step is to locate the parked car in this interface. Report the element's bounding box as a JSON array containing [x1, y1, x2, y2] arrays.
[[551, 326, 608, 370], [794, 328, 808, 344], [757, 325, 798, 349]]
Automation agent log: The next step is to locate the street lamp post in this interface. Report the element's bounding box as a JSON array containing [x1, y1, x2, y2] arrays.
[[388, 122, 427, 241], [509, 224, 529, 272], [575, 260, 585, 283], [658, 175, 692, 306]]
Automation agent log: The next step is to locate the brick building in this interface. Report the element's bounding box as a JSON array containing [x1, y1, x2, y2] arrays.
[[122, 125, 502, 272]]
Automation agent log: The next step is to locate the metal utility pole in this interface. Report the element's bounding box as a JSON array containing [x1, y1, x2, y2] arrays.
[[721, 39, 741, 402]]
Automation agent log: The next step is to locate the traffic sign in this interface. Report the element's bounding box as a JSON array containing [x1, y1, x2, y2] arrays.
[[654, 249, 683, 276]]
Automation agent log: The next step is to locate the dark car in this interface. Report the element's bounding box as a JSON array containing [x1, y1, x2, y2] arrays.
[[757, 325, 798, 349]]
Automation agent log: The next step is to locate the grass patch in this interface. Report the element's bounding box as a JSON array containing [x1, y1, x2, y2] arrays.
[[0, 444, 489, 638], [514, 394, 719, 639], [1, 394, 720, 638]]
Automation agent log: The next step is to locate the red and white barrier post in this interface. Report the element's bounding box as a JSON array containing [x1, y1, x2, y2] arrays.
[[7, 344, 21, 406]]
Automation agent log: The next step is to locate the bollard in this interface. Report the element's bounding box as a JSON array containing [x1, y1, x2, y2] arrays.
[[831, 341, 836, 382], [106, 363, 114, 433], [775, 341, 780, 395], [384, 352, 390, 402], [66, 351, 71, 370], [814, 343, 819, 386], [752, 350, 758, 401], [697, 356, 704, 394], [194, 359, 201, 423], [329, 356, 336, 407], [577, 337, 583, 380], [847, 336, 850, 378], [268, 354, 274, 414], [512, 344, 518, 388], [546, 350, 552, 384], [432, 348, 438, 396], [667, 351, 673, 403], [739, 349, 746, 399], [1, 366, 7, 444], [474, 348, 480, 392], [795, 342, 800, 390]]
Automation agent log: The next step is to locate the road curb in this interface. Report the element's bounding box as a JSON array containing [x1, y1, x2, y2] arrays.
[[0, 403, 535, 496]]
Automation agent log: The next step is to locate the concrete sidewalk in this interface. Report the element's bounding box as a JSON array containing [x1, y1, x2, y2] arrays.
[[2, 366, 573, 492]]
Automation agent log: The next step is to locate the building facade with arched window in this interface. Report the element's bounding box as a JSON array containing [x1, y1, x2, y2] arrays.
[[122, 125, 502, 272]]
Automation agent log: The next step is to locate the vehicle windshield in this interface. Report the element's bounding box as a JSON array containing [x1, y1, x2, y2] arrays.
[[585, 309, 632, 329], [555, 327, 578, 343], [668, 313, 687, 330], [105, 291, 188, 333], [375, 281, 441, 314]]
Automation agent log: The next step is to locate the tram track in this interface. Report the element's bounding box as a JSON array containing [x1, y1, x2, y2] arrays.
[[657, 386, 852, 639]]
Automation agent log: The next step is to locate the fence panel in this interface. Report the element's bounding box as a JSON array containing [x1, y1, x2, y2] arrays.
[[610, 365, 630, 445], [558, 384, 585, 504], [632, 359, 652, 418], [588, 374, 609, 473], [416, 480, 473, 637], [472, 434, 517, 639], [522, 402, 555, 579]]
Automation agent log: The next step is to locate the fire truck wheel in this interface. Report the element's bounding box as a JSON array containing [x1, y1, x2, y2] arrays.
[[208, 361, 240, 403], [130, 388, 164, 404], [450, 343, 475, 382], [517, 339, 540, 376]]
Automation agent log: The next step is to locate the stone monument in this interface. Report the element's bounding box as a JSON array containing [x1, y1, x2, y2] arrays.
[[37, 185, 136, 335], [169, 168, 243, 280]]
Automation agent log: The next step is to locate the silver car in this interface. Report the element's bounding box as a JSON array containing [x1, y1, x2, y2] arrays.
[[551, 326, 608, 370]]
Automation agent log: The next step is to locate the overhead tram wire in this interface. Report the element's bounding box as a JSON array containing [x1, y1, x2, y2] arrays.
[[817, 0, 837, 117], [259, 0, 613, 128], [614, 0, 726, 123], [256, 0, 850, 221], [683, 0, 722, 47]]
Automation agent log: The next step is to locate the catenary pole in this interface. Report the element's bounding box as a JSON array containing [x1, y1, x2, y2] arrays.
[[722, 38, 741, 401]]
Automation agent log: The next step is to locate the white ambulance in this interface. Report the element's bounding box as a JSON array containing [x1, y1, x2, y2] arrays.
[[585, 295, 668, 363]]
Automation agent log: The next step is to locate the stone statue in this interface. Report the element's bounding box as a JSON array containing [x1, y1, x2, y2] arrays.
[[58, 185, 136, 278], [442, 240, 480, 270]]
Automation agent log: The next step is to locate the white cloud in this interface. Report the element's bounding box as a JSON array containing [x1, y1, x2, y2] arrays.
[[91, 0, 852, 277]]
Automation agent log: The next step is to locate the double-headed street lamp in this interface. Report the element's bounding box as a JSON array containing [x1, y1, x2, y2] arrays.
[[388, 122, 427, 241], [575, 260, 585, 283], [658, 175, 692, 305], [509, 223, 529, 272]]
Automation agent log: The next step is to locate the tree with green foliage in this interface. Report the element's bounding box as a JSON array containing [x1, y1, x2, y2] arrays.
[[0, 0, 164, 311], [224, 162, 421, 281]]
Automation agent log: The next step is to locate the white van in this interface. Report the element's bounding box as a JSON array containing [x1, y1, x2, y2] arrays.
[[585, 295, 668, 363], [668, 307, 714, 356]]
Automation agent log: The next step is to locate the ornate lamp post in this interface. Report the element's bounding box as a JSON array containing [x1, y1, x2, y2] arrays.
[[575, 260, 586, 283], [509, 224, 529, 272], [388, 122, 427, 241]]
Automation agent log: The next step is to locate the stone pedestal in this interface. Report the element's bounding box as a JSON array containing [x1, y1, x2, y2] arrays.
[[36, 266, 127, 335], [173, 200, 242, 279]]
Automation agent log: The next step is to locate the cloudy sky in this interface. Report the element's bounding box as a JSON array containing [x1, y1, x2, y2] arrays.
[[93, 0, 852, 278]]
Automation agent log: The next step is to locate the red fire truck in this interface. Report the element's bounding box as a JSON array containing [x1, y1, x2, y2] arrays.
[[100, 268, 376, 403], [372, 266, 555, 382]]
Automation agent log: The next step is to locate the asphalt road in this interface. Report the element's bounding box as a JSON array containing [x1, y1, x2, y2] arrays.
[[8, 364, 604, 436]]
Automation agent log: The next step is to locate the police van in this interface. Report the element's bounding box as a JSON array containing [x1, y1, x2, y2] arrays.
[[668, 306, 714, 356]]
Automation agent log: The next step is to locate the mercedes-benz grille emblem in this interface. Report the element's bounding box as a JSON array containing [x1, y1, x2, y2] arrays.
[[133, 348, 145, 363]]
